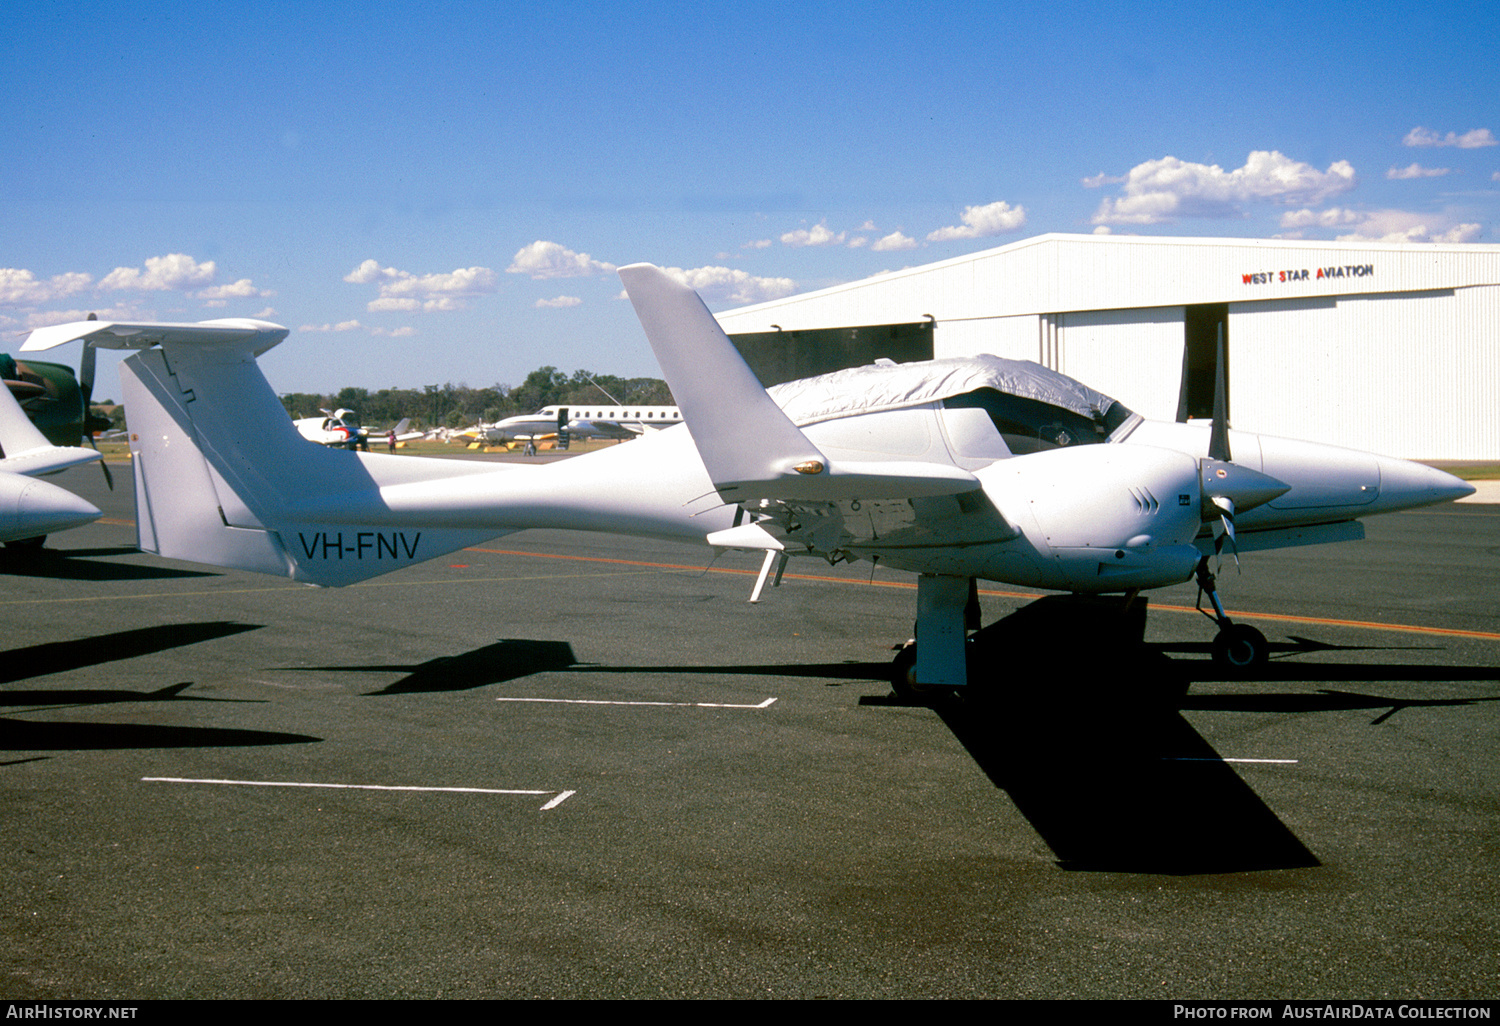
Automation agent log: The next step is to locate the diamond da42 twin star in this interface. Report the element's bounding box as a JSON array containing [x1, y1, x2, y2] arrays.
[[21, 264, 1473, 695]]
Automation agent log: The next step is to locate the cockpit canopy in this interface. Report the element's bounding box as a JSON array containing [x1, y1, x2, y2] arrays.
[[769, 354, 1136, 454]]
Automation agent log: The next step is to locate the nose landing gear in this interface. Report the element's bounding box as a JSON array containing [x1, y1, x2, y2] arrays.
[[1195, 555, 1268, 673]]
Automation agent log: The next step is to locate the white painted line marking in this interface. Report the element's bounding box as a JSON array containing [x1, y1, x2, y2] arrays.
[[142, 777, 574, 808], [496, 696, 778, 709], [1163, 758, 1299, 764]]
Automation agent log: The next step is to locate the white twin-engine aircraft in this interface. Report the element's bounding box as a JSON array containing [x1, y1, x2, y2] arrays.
[[22, 265, 1472, 696]]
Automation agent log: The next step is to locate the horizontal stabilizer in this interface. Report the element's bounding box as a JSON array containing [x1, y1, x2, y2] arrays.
[[23, 318, 289, 357], [619, 264, 978, 502]]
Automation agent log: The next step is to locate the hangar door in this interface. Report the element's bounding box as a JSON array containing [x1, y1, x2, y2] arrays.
[[727, 321, 934, 388], [1056, 306, 1185, 421]]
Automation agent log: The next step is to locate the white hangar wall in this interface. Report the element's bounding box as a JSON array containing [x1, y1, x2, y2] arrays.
[[714, 234, 1500, 460]]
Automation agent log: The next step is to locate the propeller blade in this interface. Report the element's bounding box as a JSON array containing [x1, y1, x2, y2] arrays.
[[81, 429, 115, 490], [79, 339, 97, 406], [1208, 322, 1231, 463], [1210, 495, 1238, 568]]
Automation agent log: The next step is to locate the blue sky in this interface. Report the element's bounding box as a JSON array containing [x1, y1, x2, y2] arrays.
[[4, 0, 1498, 400]]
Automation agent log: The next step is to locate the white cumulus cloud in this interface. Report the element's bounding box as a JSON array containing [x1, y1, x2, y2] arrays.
[[1091, 151, 1357, 225], [299, 320, 365, 333], [780, 223, 846, 248], [100, 253, 216, 292], [347, 260, 498, 312], [535, 295, 582, 309], [0, 268, 93, 306], [197, 278, 272, 301], [1387, 163, 1452, 180], [344, 259, 399, 284], [506, 241, 617, 279], [1403, 126, 1497, 149], [872, 231, 918, 252], [657, 265, 798, 305], [1278, 207, 1364, 232], [927, 200, 1027, 241], [1331, 209, 1483, 244], [368, 297, 420, 312], [1279, 206, 1483, 243]]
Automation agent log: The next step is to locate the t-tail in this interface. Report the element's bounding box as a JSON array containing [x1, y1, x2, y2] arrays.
[[21, 319, 517, 584], [21, 317, 726, 584]]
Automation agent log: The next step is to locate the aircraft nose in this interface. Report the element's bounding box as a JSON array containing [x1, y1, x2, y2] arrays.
[[1374, 456, 1475, 513]]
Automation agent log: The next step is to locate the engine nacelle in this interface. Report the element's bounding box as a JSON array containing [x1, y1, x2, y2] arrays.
[[0, 472, 102, 543], [984, 444, 1204, 592]]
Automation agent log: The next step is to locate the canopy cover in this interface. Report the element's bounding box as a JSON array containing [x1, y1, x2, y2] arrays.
[[767, 355, 1120, 426]]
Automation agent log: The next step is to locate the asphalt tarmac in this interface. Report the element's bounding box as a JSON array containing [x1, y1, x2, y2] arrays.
[[2, 462, 1498, 999]]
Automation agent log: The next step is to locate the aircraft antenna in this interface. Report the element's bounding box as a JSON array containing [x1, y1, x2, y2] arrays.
[[583, 373, 623, 406]]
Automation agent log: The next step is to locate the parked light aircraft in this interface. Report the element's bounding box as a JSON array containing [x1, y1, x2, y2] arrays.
[[294, 409, 417, 450], [480, 404, 682, 442], [21, 269, 1472, 694], [0, 376, 103, 548]]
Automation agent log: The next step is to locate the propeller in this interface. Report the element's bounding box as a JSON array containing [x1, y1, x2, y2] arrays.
[[78, 314, 113, 490], [1197, 324, 1287, 565]]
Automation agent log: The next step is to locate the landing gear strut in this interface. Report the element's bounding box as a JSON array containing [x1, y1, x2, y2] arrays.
[[889, 576, 981, 703], [1195, 555, 1268, 673]]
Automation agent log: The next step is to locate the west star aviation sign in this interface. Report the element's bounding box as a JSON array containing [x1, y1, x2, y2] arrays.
[[1242, 264, 1376, 286]]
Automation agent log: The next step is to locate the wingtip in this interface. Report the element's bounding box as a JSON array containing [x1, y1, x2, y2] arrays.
[[20, 321, 102, 352]]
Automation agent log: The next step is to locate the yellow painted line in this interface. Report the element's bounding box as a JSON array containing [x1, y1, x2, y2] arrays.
[[467, 547, 1500, 643], [19, 526, 1500, 643]]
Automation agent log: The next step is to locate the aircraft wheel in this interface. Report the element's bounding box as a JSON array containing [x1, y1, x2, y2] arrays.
[[889, 644, 954, 704], [3, 535, 47, 551], [1212, 624, 1268, 674]]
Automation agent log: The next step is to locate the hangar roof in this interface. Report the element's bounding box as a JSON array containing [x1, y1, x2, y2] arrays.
[[715, 232, 1500, 330]]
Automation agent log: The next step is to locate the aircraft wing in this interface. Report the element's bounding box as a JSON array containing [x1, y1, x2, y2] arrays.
[[573, 419, 639, 440], [618, 264, 978, 503], [0, 378, 101, 476]]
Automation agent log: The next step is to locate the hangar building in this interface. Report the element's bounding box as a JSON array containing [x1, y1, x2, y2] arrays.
[[714, 233, 1500, 460]]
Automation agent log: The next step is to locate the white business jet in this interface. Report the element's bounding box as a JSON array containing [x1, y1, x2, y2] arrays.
[[21, 270, 1471, 694], [481, 404, 682, 443]]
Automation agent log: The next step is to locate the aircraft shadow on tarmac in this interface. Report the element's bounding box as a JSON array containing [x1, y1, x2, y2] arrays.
[[0, 718, 320, 752], [1, 714, 319, 753], [266, 614, 1497, 875], [282, 638, 582, 695], [2, 622, 263, 685], [0, 545, 219, 582], [0, 622, 315, 753]]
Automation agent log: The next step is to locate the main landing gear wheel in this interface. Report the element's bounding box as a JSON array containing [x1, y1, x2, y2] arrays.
[[890, 644, 954, 704], [1212, 623, 1268, 673]]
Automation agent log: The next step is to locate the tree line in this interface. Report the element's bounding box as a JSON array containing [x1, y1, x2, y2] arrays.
[[277, 366, 675, 430]]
